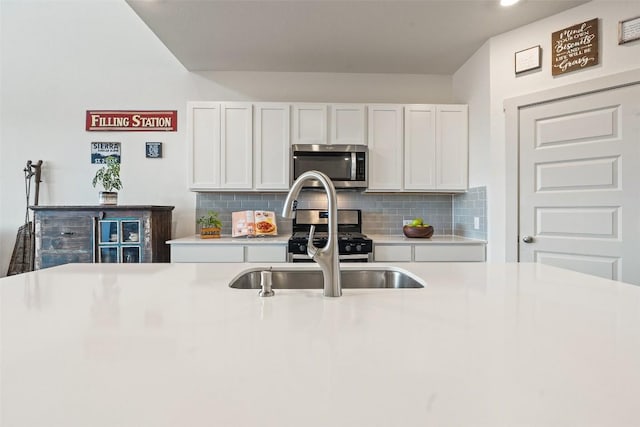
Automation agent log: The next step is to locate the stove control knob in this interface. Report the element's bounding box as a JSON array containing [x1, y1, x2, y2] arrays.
[[356, 245, 362, 252], [299, 244, 306, 252], [345, 245, 352, 252]]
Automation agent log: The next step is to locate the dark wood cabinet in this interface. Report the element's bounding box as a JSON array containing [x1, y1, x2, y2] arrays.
[[31, 205, 174, 270]]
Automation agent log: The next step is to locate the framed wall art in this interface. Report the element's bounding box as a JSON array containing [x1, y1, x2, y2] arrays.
[[515, 45, 542, 75], [145, 142, 163, 158], [618, 16, 640, 45]]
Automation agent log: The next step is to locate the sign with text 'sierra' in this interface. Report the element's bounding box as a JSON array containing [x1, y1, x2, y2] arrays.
[[552, 18, 599, 76], [86, 110, 177, 131]]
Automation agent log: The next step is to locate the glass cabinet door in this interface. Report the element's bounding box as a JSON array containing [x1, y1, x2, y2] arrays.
[[97, 218, 142, 263], [99, 246, 119, 263], [99, 221, 119, 244], [121, 220, 140, 243], [121, 246, 140, 263]]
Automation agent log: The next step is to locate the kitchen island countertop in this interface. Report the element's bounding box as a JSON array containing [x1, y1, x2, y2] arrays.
[[1, 262, 638, 426]]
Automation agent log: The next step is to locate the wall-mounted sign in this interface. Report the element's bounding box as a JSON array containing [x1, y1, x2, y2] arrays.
[[91, 142, 121, 164], [515, 45, 542, 75], [86, 110, 177, 131], [552, 18, 599, 76], [146, 142, 163, 158], [619, 16, 640, 45]]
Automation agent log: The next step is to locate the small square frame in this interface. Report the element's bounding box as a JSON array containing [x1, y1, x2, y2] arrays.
[[515, 45, 542, 75], [618, 16, 640, 45], [145, 142, 162, 158]]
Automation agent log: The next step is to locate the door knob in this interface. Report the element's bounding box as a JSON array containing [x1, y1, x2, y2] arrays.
[[522, 235, 534, 243]]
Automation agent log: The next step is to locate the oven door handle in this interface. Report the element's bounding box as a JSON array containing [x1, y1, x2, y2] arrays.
[[338, 254, 371, 260]]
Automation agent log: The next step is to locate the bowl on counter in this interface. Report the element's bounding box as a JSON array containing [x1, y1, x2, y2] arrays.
[[403, 225, 434, 238]]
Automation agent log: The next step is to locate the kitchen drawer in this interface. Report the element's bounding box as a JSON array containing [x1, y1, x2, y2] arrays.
[[414, 244, 485, 262], [171, 245, 244, 263], [246, 245, 287, 263], [374, 245, 412, 262]]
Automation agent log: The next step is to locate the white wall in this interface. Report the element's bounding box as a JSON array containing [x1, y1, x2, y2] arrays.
[[452, 40, 491, 189], [453, 0, 640, 262], [0, 0, 453, 276]]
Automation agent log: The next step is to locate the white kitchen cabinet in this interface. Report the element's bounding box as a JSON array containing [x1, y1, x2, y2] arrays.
[[221, 103, 253, 189], [246, 245, 287, 262], [171, 245, 245, 263], [254, 103, 290, 190], [404, 104, 437, 190], [188, 102, 221, 190], [403, 104, 468, 192], [292, 103, 366, 146], [330, 104, 366, 145], [413, 244, 484, 262], [292, 103, 327, 145], [188, 102, 253, 191], [436, 105, 468, 191], [373, 241, 485, 262], [374, 245, 412, 262], [367, 104, 403, 191], [169, 238, 288, 263]]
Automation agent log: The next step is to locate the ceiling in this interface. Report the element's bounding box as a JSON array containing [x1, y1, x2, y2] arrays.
[[126, 0, 589, 75]]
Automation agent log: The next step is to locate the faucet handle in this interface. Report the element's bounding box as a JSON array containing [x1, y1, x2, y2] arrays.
[[307, 225, 319, 259]]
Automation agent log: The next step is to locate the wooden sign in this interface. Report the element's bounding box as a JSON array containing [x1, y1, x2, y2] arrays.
[[86, 110, 177, 131], [552, 18, 599, 76]]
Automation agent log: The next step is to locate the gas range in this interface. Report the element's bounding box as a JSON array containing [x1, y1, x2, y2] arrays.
[[287, 209, 373, 262]]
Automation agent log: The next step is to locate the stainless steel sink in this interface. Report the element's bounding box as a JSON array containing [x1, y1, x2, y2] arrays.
[[229, 267, 425, 289]]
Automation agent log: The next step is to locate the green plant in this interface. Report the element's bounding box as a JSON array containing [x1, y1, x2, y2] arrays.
[[197, 211, 222, 228], [92, 156, 122, 192]]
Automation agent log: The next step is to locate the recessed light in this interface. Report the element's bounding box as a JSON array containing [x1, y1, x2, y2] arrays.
[[500, 0, 520, 6]]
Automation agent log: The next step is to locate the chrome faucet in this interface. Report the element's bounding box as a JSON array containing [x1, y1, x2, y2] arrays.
[[282, 171, 341, 297]]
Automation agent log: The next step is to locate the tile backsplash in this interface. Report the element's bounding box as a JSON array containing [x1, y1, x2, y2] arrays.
[[453, 186, 487, 240], [196, 186, 486, 240]]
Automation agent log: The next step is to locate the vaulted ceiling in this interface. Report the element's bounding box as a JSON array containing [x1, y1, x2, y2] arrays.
[[126, 0, 589, 74]]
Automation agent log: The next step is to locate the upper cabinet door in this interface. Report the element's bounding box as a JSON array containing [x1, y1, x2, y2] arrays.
[[292, 103, 327, 145], [367, 104, 403, 191], [188, 102, 221, 190], [330, 104, 366, 145], [436, 105, 468, 190], [220, 103, 253, 189], [404, 104, 436, 190], [254, 103, 290, 190]]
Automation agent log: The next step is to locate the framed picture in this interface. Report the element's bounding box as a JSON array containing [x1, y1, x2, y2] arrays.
[[145, 142, 162, 158], [91, 142, 121, 164], [515, 45, 542, 75], [619, 16, 640, 45]]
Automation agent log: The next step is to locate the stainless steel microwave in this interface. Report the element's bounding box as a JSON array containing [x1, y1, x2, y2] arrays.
[[291, 144, 368, 189]]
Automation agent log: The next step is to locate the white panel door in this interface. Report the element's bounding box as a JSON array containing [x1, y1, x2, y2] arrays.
[[367, 104, 403, 191], [436, 105, 468, 190], [254, 103, 290, 190], [404, 105, 436, 190], [292, 103, 327, 145], [221, 103, 253, 189], [330, 104, 366, 145], [519, 83, 640, 285], [187, 102, 220, 190]]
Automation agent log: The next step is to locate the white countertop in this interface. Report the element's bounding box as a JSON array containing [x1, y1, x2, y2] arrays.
[[1, 262, 639, 427], [368, 234, 486, 244], [167, 234, 485, 245], [167, 235, 290, 244]]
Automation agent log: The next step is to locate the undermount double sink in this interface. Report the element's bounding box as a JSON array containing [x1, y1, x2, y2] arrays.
[[229, 267, 425, 290]]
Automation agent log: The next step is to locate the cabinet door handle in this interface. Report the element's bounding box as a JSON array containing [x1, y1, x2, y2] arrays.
[[60, 231, 75, 236]]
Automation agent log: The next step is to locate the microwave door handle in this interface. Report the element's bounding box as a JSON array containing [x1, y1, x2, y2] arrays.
[[351, 152, 357, 181]]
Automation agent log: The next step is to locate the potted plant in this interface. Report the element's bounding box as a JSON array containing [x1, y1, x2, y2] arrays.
[[92, 156, 122, 205], [197, 211, 223, 239]]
